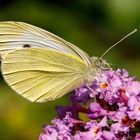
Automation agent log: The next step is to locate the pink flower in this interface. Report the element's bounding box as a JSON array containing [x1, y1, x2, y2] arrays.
[[127, 96, 140, 121], [88, 102, 108, 119], [39, 69, 140, 140]]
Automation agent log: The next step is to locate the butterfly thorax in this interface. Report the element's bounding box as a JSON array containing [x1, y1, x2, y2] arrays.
[[83, 57, 110, 84]]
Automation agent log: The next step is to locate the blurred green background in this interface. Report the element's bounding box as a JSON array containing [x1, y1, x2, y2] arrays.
[[0, 0, 140, 139]]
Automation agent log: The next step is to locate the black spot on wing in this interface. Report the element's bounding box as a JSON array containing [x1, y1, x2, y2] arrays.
[[23, 44, 31, 48]]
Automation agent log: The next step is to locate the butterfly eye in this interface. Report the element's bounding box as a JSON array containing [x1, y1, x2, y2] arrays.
[[95, 59, 110, 70], [95, 59, 102, 67], [23, 44, 31, 48]]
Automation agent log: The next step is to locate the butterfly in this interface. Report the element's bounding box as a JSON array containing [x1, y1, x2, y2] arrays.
[[1, 21, 135, 103]]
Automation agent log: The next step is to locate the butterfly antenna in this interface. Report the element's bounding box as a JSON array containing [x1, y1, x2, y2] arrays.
[[100, 29, 137, 59]]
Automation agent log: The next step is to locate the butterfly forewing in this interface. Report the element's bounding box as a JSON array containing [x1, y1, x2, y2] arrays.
[[0, 21, 91, 65]]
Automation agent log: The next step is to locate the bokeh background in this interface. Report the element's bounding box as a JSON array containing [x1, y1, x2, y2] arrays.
[[0, 0, 140, 139]]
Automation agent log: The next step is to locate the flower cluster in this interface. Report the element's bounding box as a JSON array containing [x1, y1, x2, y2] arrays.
[[39, 69, 140, 140]]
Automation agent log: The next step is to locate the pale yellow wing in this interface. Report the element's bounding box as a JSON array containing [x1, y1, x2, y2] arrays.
[[1, 48, 88, 102], [0, 21, 91, 65]]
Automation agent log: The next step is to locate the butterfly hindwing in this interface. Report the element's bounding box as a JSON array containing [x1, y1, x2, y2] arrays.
[[1, 48, 87, 102]]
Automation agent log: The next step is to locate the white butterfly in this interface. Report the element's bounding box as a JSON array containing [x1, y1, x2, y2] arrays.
[[0, 21, 136, 103]]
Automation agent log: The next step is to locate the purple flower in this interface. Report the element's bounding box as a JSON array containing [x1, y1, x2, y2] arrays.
[[135, 133, 140, 140], [101, 131, 117, 140], [39, 112, 73, 140], [73, 129, 101, 140], [108, 107, 127, 122], [125, 81, 140, 97], [74, 87, 90, 104], [85, 116, 108, 130], [39, 133, 50, 140], [39, 69, 140, 140], [74, 130, 117, 140], [74, 116, 108, 140], [56, 106, 78, 119], [88, 102, 108, 119], [127, 96, 140, 121], [98, 69, 128, 105], [111, 122, 130, 135]]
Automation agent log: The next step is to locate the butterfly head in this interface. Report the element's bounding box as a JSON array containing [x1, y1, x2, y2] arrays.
[[83, 57, 110, 84], [90, 57, 111, 72]]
